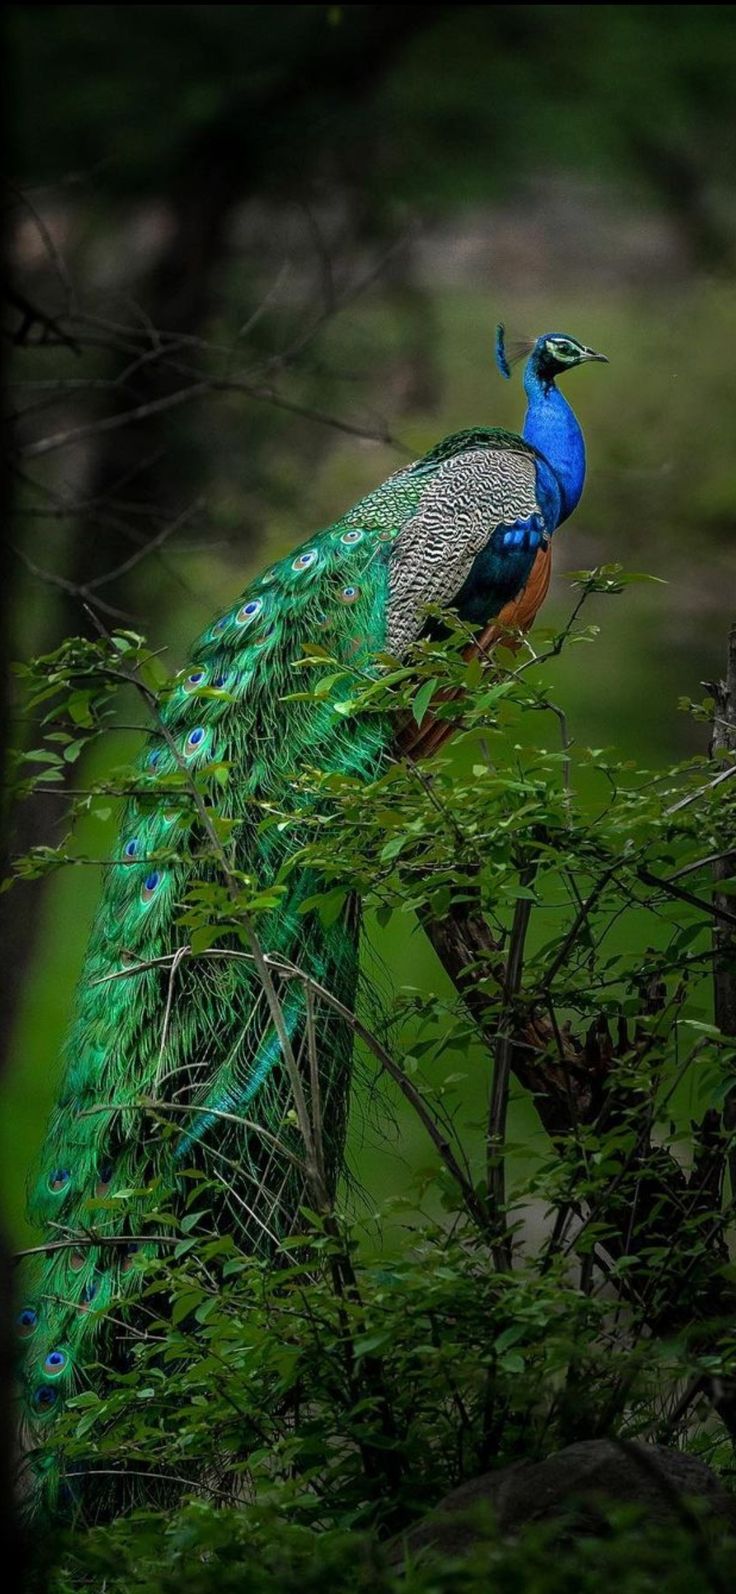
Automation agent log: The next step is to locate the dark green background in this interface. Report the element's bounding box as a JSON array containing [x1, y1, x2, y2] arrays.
[[4, 3, 735, 1239]]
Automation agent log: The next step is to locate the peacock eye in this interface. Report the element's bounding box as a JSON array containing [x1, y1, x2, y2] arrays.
[[184, 669, 207, 692], [43, 1349, 68, 1377], [141, 870, 163, 903], [33, 1385, 59, 1414], [184, 726, 207, 756], [292, 549, 318, 573]]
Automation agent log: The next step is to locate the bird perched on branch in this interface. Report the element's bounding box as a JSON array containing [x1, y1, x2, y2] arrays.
[[18, 327, 606, 1518]]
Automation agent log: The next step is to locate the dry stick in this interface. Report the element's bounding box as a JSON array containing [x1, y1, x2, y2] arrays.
[[64, 1467, 235, 1506], [18, 381, 210, 458], [305, 982, 326, 1192], [15, 1236, 178, 1261], [4, 181, 76, 312], [84, 499, 204, 593], [634, 864, 736, 931], [664, 760, 736, 818], [10, 544, 134, 622], [668, 850, 736, 883], [4, 287, 81, 354], [268, 960, 491, 1229], [487, 884, 534, 1269], [16, 374, 405, 462], [186, 1143, 287, 1255], [79, 1099, 306, 1173], [93, 946, 490, 1236], [542, 865, 618, 990], [153, 944, 190, 1093]]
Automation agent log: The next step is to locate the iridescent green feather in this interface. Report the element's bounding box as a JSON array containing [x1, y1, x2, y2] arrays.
[[17, 461, 429, 1518]]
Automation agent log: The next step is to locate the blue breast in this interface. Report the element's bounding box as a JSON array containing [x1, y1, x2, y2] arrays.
[[522, 382, 586, 525]]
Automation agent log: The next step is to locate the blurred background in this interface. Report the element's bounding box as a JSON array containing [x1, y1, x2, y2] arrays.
[[3, 3, 736, 1241]]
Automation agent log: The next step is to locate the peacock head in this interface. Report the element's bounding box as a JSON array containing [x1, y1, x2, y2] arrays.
[[496, 325, 608, 384]]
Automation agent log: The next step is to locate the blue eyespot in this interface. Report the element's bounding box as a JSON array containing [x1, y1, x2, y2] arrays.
[[340, 529, 363, 545], [292, 549, 318, 572], [184, 669, 207, 692], [121, 1243, 140, 1273], [236, 599, 262, 625], [17, 1307, 38, 1338], [81, 1281, 98, 1308], [123, 838, 139, 861], [141, 871, 162, 903], [339, 585, 361, 604], [96, 1162, 113, 1197], [213, 673, 230, 690], [44, 1350, 68, 1378], [32, 1385, 58, 1414], [48, 1169, 70, 1194], [184, 726, 207, 757], [210, 616, 229, 637], [147, 748, 162, 771]]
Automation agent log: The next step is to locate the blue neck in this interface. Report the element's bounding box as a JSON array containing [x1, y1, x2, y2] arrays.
[[521, 364, 586, 526]]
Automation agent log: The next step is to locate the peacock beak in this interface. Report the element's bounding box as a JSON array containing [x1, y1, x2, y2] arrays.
[[580, 347, 609, 363]]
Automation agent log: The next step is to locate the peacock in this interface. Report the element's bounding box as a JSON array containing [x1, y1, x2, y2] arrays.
[[16, 326, 606, 1519]]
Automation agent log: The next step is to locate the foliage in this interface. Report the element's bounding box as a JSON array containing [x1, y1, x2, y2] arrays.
[[32, 1500, 736, 1594], [11, 573, 736, 1586]]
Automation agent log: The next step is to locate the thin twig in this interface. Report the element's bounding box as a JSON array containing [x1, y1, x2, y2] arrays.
[[92, 944, 490, 1235], [487, 884, 534, 1268]]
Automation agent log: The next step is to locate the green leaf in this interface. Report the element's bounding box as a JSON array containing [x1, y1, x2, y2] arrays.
[[299, 886, 348, 927], [412, 677, 439, 727], [172, 1291, 204, 1326]]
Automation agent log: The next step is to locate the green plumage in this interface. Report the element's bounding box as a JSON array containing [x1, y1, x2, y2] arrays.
[[18, 452, 435, 1519]]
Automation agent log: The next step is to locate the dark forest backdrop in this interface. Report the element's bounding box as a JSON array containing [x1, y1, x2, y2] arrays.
[[3, 2, 736, 1227], [5, 7, 736, 1584]]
